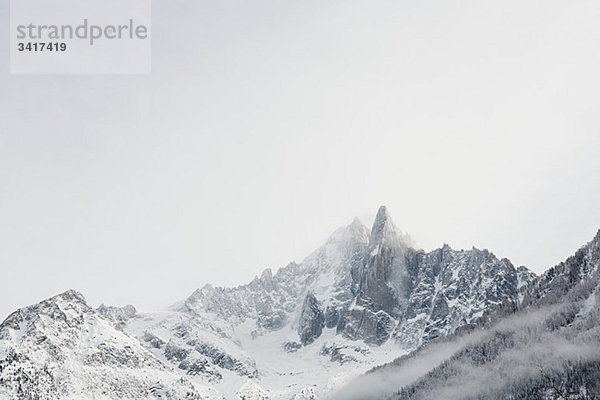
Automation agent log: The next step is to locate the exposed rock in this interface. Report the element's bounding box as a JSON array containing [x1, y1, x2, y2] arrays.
[[97, 303, 137, 327], [142, 331, 166, 348], [260, 268, 276, 291], [297, 293, 325, 345], [165, 340, 190, 361], [324, 306, 340, 328], [282, 341, 302, 353]]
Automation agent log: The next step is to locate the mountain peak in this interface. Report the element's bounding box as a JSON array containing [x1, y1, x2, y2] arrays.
[[370, 205, 401, 248], [368, 205, 417, 251], [325, 217, 369, 246], [374, 205, 391, 222], [371, 205, 395, 233], [50, 289, 87, 305], [350, 216, 366, 230], [260, 268, 275, 291]]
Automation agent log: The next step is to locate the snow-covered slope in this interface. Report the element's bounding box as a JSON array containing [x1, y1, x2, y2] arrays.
[[0, 290, 219, 399]]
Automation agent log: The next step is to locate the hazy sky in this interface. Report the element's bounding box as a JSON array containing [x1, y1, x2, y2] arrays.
[[1, 0, 600, 320]]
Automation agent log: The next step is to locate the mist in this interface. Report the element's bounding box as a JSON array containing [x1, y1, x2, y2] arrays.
[[327, 333, 483, 400], [328, 294, 600, 400]]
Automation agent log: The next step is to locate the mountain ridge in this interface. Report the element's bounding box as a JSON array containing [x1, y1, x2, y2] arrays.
[[332, 228, 600, 400]]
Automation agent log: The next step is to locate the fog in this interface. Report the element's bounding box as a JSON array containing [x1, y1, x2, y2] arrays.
[[328, 299, 600, 400], [328, 333, 484, 400], [427, 337, 600, 400]]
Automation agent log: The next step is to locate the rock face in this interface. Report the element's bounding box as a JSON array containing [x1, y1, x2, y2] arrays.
[[359, 206, 411, 313], [339, 206, 412, 345], [392, 245, 523, 348], [0, 290, 216, 400], [297, 293, 325, 345], [97, 303, 137, 327]]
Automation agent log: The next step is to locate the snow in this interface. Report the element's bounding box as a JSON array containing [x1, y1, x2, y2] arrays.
[[0, 291, 221, 399], [237, 380, 270, 400], [124, 305, 408, 400], [227, 319, 407, 400]]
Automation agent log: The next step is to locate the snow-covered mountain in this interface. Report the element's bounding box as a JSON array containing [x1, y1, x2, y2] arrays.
[[0, 206, 541, 399], [0, 290, 219, 399]]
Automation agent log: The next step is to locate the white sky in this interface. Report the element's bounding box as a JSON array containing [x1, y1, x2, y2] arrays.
[[1, 0, 600, 321]]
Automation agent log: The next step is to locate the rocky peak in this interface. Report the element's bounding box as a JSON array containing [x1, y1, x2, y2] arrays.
[[368, 206, 416, 252], [322, 218, 369, 251], [349, 217, 370, 238], [369, 206, 398, 249], [259, 268, 275, 291], [0, 290, 93, 335], [52, 289, 87, 304], [355, 207, 411, 315]]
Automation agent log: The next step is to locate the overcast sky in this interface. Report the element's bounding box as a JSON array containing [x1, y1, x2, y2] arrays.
[[1, 0, 600, 320]]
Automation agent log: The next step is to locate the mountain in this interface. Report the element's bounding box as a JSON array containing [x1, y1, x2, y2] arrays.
[[331, 229, 600, 400], [0, 206, 540, 399], [173, 206, 531, 348], [0, 290, 219, 399], [520, 229, 600, 309], [119, 206, 534, 398]]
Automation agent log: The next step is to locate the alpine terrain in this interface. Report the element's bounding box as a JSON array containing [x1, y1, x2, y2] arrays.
[[2, 206, 598, 399]]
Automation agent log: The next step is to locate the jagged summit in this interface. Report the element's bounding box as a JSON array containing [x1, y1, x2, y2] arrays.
[[324, 216, 369, 246], [259, 268, 275, 291], [49, 288, 87, 304], [0, 289, 92, 335], [369, 205, 416, 251], [370, 205, 397, 244], [0, 291, 212, 399], [371, 205, 394, 234]]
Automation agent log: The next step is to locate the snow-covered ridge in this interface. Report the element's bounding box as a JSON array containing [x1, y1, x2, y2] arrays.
[[0, 290, 219, 399]]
